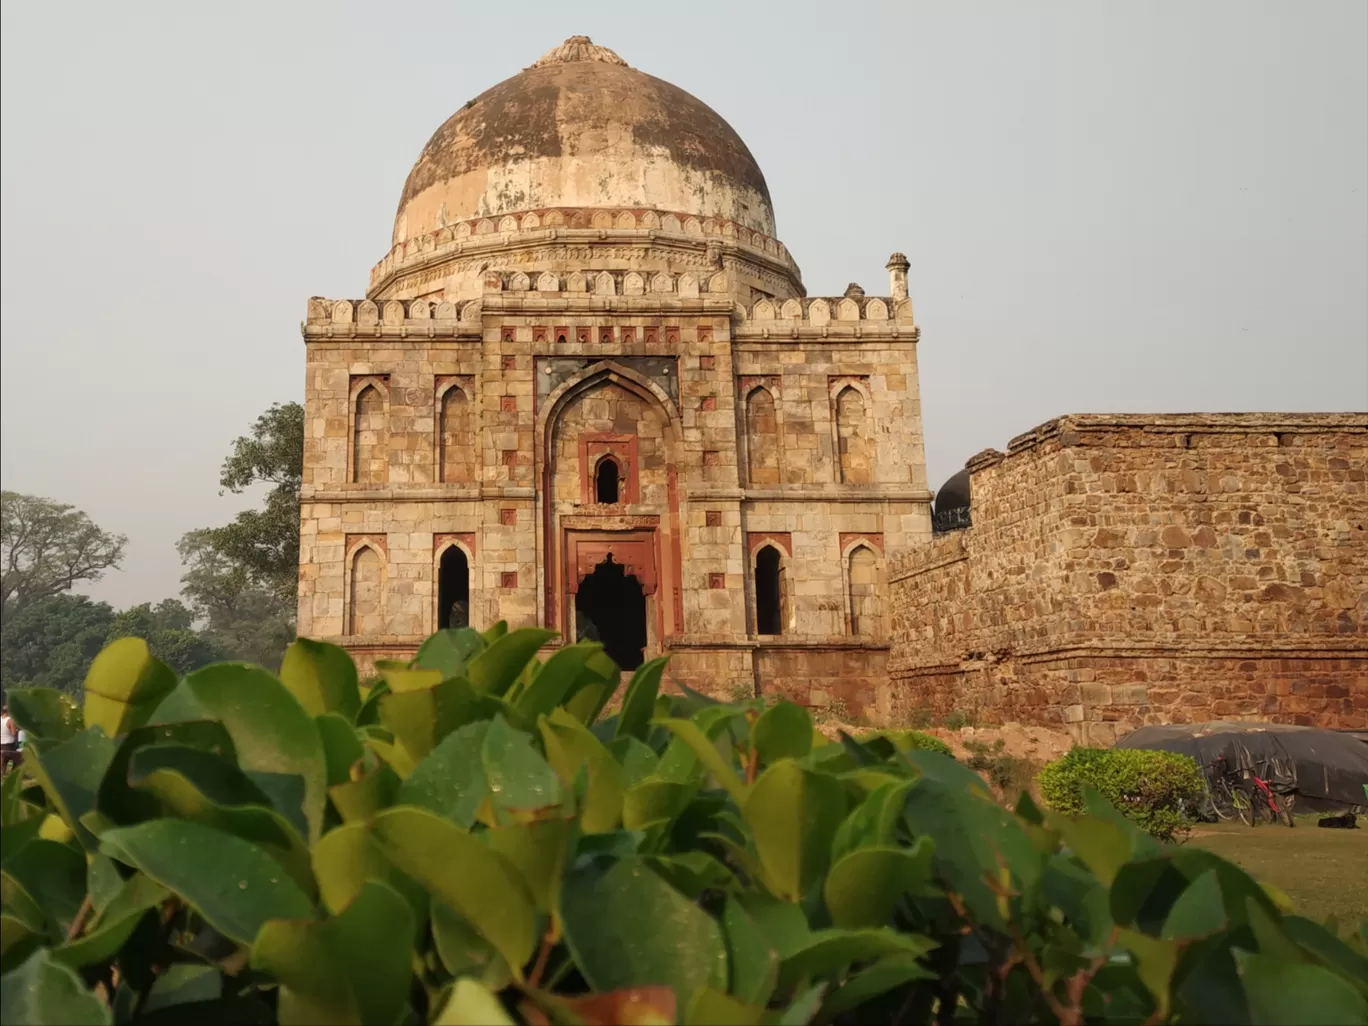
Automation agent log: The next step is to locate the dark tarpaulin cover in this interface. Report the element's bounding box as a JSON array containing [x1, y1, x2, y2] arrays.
[[1115, 721, 1368, 809]]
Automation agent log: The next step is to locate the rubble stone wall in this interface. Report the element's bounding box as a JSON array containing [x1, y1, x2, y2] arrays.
[[888, 414, 1368, 741]]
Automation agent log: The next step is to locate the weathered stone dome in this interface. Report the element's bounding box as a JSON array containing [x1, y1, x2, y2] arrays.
[[934, 468, 971, 516], [392, 36, 775, 245]]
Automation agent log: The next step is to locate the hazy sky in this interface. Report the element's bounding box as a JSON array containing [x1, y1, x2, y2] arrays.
[[2, 1, 1365, 610]]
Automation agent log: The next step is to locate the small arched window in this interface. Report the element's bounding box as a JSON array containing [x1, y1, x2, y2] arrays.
[[847, 546, 879, 638], [755, 545, 784, 635], [595, 456, 621, 504], [437, 545, 470, 630]]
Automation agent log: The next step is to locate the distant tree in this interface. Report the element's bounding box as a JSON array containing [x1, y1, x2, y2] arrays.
[[106, 598, 229, 677], [200, 402, 303, 604], [0, 593, 116, 696], [178, 529, 294, 669], [177, 401, 303, 667], [1, 491, 127, 625]]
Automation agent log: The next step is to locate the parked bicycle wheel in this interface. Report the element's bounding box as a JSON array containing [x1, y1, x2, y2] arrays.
[[1276, 790, 1296, 828], [1211, 777, 1241, 822], [1230, 783, 1256, 826]]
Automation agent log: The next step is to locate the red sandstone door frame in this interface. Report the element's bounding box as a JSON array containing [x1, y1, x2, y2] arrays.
[[562, 529, 665, 655]]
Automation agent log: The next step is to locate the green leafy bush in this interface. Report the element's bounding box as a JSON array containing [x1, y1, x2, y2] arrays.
[[2, 629, 1366, 1025], [1038, 746, 1206, 841]]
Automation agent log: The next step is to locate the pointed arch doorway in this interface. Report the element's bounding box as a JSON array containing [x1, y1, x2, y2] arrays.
[[564, 531, 662, 671], [574, 555, 647, 670]]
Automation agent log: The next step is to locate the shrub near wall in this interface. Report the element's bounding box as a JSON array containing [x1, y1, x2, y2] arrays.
[[2, 627, 1366, 1025], [1038, 747, 1205, 841]]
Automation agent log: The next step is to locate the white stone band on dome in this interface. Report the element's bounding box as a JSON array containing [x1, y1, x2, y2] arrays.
[[369, 207, 798, 294]]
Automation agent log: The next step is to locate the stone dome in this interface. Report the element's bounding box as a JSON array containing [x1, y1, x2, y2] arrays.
[[392, 36, 775, 246], [934, 468, 971, 516]]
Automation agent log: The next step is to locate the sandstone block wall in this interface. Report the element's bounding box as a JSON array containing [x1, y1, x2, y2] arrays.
[[888, 414, 1368, 741], [298, 256, 933, 712]]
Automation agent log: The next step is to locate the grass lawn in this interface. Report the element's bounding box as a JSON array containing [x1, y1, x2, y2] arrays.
[[1188, 819, 1368, 927]]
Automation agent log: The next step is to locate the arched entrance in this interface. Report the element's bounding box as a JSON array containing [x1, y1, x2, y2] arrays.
[[574, 555, 647, 670], [437, 546, 470, 629]]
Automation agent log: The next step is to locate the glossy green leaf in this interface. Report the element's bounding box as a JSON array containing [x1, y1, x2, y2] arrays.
[[138, 964, 222, 1015], [0, 949, 112, 1025], [743, 760, 846, 902], [829, 779, 914, 864], [432, 978, 515, 1026], [378, 676, 496, 765], [309, 821, 426, 943], [126, 745, 315, 897], [723, 897, 778, 1006], [251, 880, 414, 1026], [657, 717, 747, 804], [906, 777, 1041, 929], [685, 987, 765, 1026], [466, 627, 556, 697], [1239, 951, 1368, 1025], [1047, 811, 1133, 888], [51, 873, 168, 969], [3, 840, 87, 941], [23, 726, 117, 851], [95, 720, 236, 828], [613, 735, 660, 786], [561, 857, 728, 1006], [814, 954, 934, 1023], [6, 688, 81, 744], [370, 807, 537, 978], [375, 662, 443, 693], [480, 715, 563, 819], [1161, 867, 1227, 939], [623, 780, 694, 831], [396, 721, 489, 828], [647, 852, 737, 899], [751, 701, 813, 765], [1, 873, 46, 958], [184, 663, 328, 844], [431, 901, 504, 982], [486, 819, 571, 925], [777, 929, 936, 992], [823, 840, 935, 928], [561, 648, 621, 722], [316, 713, 365, 787], [85, 856, 123, 916], [278, 638, 361, 721], [539, 709, 623, 833], [82, 637, 179, 738], [778, 983, 828, 1026], [99, 819, 314, 945], [616, 656, 669, 740], [515, 643, 595, 722], [414, 627, 486, 680], [328, 761, 400, 824]]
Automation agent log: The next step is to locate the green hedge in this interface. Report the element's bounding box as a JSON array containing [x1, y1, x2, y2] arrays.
[[1038, 746, 1205, 841], [2, 629, 1364, 1025]]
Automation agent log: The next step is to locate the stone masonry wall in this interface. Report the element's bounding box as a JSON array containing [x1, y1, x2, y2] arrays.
[[888, 414, 1368, 741], [299, 261, 933, 700]]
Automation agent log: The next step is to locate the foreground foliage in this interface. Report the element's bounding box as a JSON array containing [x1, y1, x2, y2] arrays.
[[2, 629, 1366, 1025], [1038, 747, 1206, 842]]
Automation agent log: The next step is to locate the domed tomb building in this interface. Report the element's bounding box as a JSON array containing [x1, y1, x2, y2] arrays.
[[298, 37, 931, 705]]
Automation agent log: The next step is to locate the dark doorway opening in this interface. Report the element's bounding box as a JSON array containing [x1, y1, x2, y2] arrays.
[[595, 457, 621, 504], [438, 546, 470, 629], [574, 555, 646, 670], [755, 546, 783, 635]]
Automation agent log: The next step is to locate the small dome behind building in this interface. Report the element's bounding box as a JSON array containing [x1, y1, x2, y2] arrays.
[[932, 468, 972, 533]]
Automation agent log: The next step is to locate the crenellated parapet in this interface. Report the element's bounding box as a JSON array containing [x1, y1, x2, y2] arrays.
[[302, 296, 482, 338], [733, 293, 917, 339], [369, 206, 802, 299]]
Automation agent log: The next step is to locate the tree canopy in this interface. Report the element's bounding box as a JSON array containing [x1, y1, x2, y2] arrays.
[[1, 491, 126, 625]]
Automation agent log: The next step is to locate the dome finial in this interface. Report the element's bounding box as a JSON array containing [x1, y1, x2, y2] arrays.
[[531, 36, 629, 69]]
